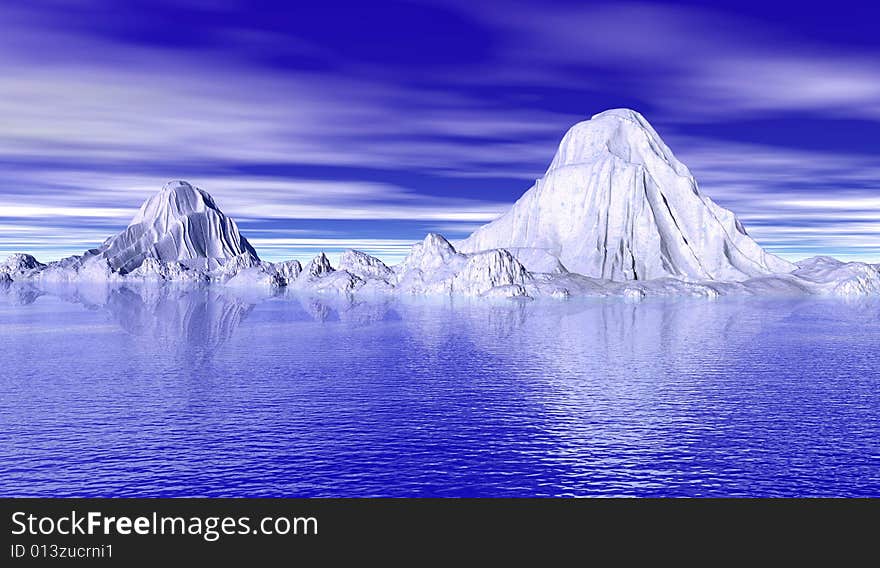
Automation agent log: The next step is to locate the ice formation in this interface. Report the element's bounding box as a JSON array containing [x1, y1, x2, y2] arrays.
[[4, 109, 879, 300], [393, 234, 531, 297], [0, 253, 45, 280], [102, 180, 258, 272], [458, 109, 794, 281], [338, 249, 394, 281]]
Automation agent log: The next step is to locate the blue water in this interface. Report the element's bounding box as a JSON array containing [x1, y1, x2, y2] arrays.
[[1, 283, 878, 497]]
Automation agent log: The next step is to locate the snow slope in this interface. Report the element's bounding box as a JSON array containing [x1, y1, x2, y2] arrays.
[[93, 180, 258, 273], [458, 109, 794, 282]]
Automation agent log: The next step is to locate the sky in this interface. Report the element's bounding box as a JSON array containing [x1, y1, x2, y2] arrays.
[[1, 0, 880, 265]]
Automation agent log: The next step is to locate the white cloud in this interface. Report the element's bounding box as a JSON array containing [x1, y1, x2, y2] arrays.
[[0, 21, 574, 177], [0, 170, 510, 221], [1, 1, 879, 264]]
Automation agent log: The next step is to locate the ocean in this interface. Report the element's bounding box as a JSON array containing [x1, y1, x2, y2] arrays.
[[1, 283, 877, 497]]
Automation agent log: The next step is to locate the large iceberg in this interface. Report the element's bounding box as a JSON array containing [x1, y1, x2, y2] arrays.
[[458, 109, 794, 282]]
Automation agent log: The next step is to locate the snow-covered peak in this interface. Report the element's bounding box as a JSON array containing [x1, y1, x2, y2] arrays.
[[548, 108, 688, 176], [130, 180, 218, 227], [391, 232, 533, 297], [339, 249, 393, 280], [591, 108, 644, 121], [1, 253, 45, 273], [793, 256, 880, 297], [303, 253, 334, 278], [398, 233, 461, 275], [460, 109, 795, 282], [273, 259, 303, 284], [96, 180, 258, 273], [1, 253, 46, 280]]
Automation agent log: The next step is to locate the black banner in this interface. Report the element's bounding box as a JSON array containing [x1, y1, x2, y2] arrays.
[[1, 499, 875, 563]]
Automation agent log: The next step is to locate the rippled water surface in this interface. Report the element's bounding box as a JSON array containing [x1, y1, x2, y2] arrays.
[[1, 283, 878, 497]]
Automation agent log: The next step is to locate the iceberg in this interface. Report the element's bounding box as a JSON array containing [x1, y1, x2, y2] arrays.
[[339, 249, 394, 281], [792, 256, 880, 297], [392, 234, 531, 297], [126, 257, 210, 283], [0, 253, 45, 281], [100, 179, 258, 273], [458, 109, 794, 282], [4, 109, 878, 300], [273, 260, 303, 284]]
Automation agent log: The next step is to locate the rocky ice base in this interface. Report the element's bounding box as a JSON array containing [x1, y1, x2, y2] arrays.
[[3, 234, 880, 300]]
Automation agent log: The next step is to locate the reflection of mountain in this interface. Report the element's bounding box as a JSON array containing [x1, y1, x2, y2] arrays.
[[289, 292, 401, 326], [1, 280, 407, 349], [2, 282, 259, 355], [0, 281, 45, 305], [104, 286, 255, 352], [393, 297, 807, 373], [7, 278, 877, 373]]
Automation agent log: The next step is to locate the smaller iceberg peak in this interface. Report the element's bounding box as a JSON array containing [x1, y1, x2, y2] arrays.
[[422, 233, 456, 253], [339, 249, 393, 280], [2, 253, 44, 271], [84, 180, 259, 273], [590, 108, 647, 122], [1, 253, 46, 280], [304, 252, 334, 278], [131, 180, 218, 227], [397, 233, 463, 277], [162, 179, 196, 192]]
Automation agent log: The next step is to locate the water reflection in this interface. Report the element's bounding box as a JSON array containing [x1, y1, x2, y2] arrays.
[[0, 280, 44, 305], [1, 282, 256, 355], [2, 280, 879, 497], [3, 281, 879, 359]]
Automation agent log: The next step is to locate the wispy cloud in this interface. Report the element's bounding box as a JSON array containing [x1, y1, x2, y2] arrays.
[[0, 0, 878, 264], [450, 1, 880, 122]]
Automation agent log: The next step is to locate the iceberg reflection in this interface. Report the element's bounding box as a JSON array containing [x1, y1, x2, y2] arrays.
[[2, 281, 879, 497]]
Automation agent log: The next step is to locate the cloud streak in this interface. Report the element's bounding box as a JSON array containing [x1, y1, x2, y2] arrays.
[[0, 1, 878, 264]]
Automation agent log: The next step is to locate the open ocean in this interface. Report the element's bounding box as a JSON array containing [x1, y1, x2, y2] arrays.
[[1, 283, 877, 497]]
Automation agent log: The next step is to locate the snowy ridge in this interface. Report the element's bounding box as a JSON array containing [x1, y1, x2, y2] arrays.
[[339, 249, 394, 280], [392, 234, 531, 297]]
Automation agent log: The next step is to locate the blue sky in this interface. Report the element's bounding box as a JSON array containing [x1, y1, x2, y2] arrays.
[[1, 0, 880, 264]]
